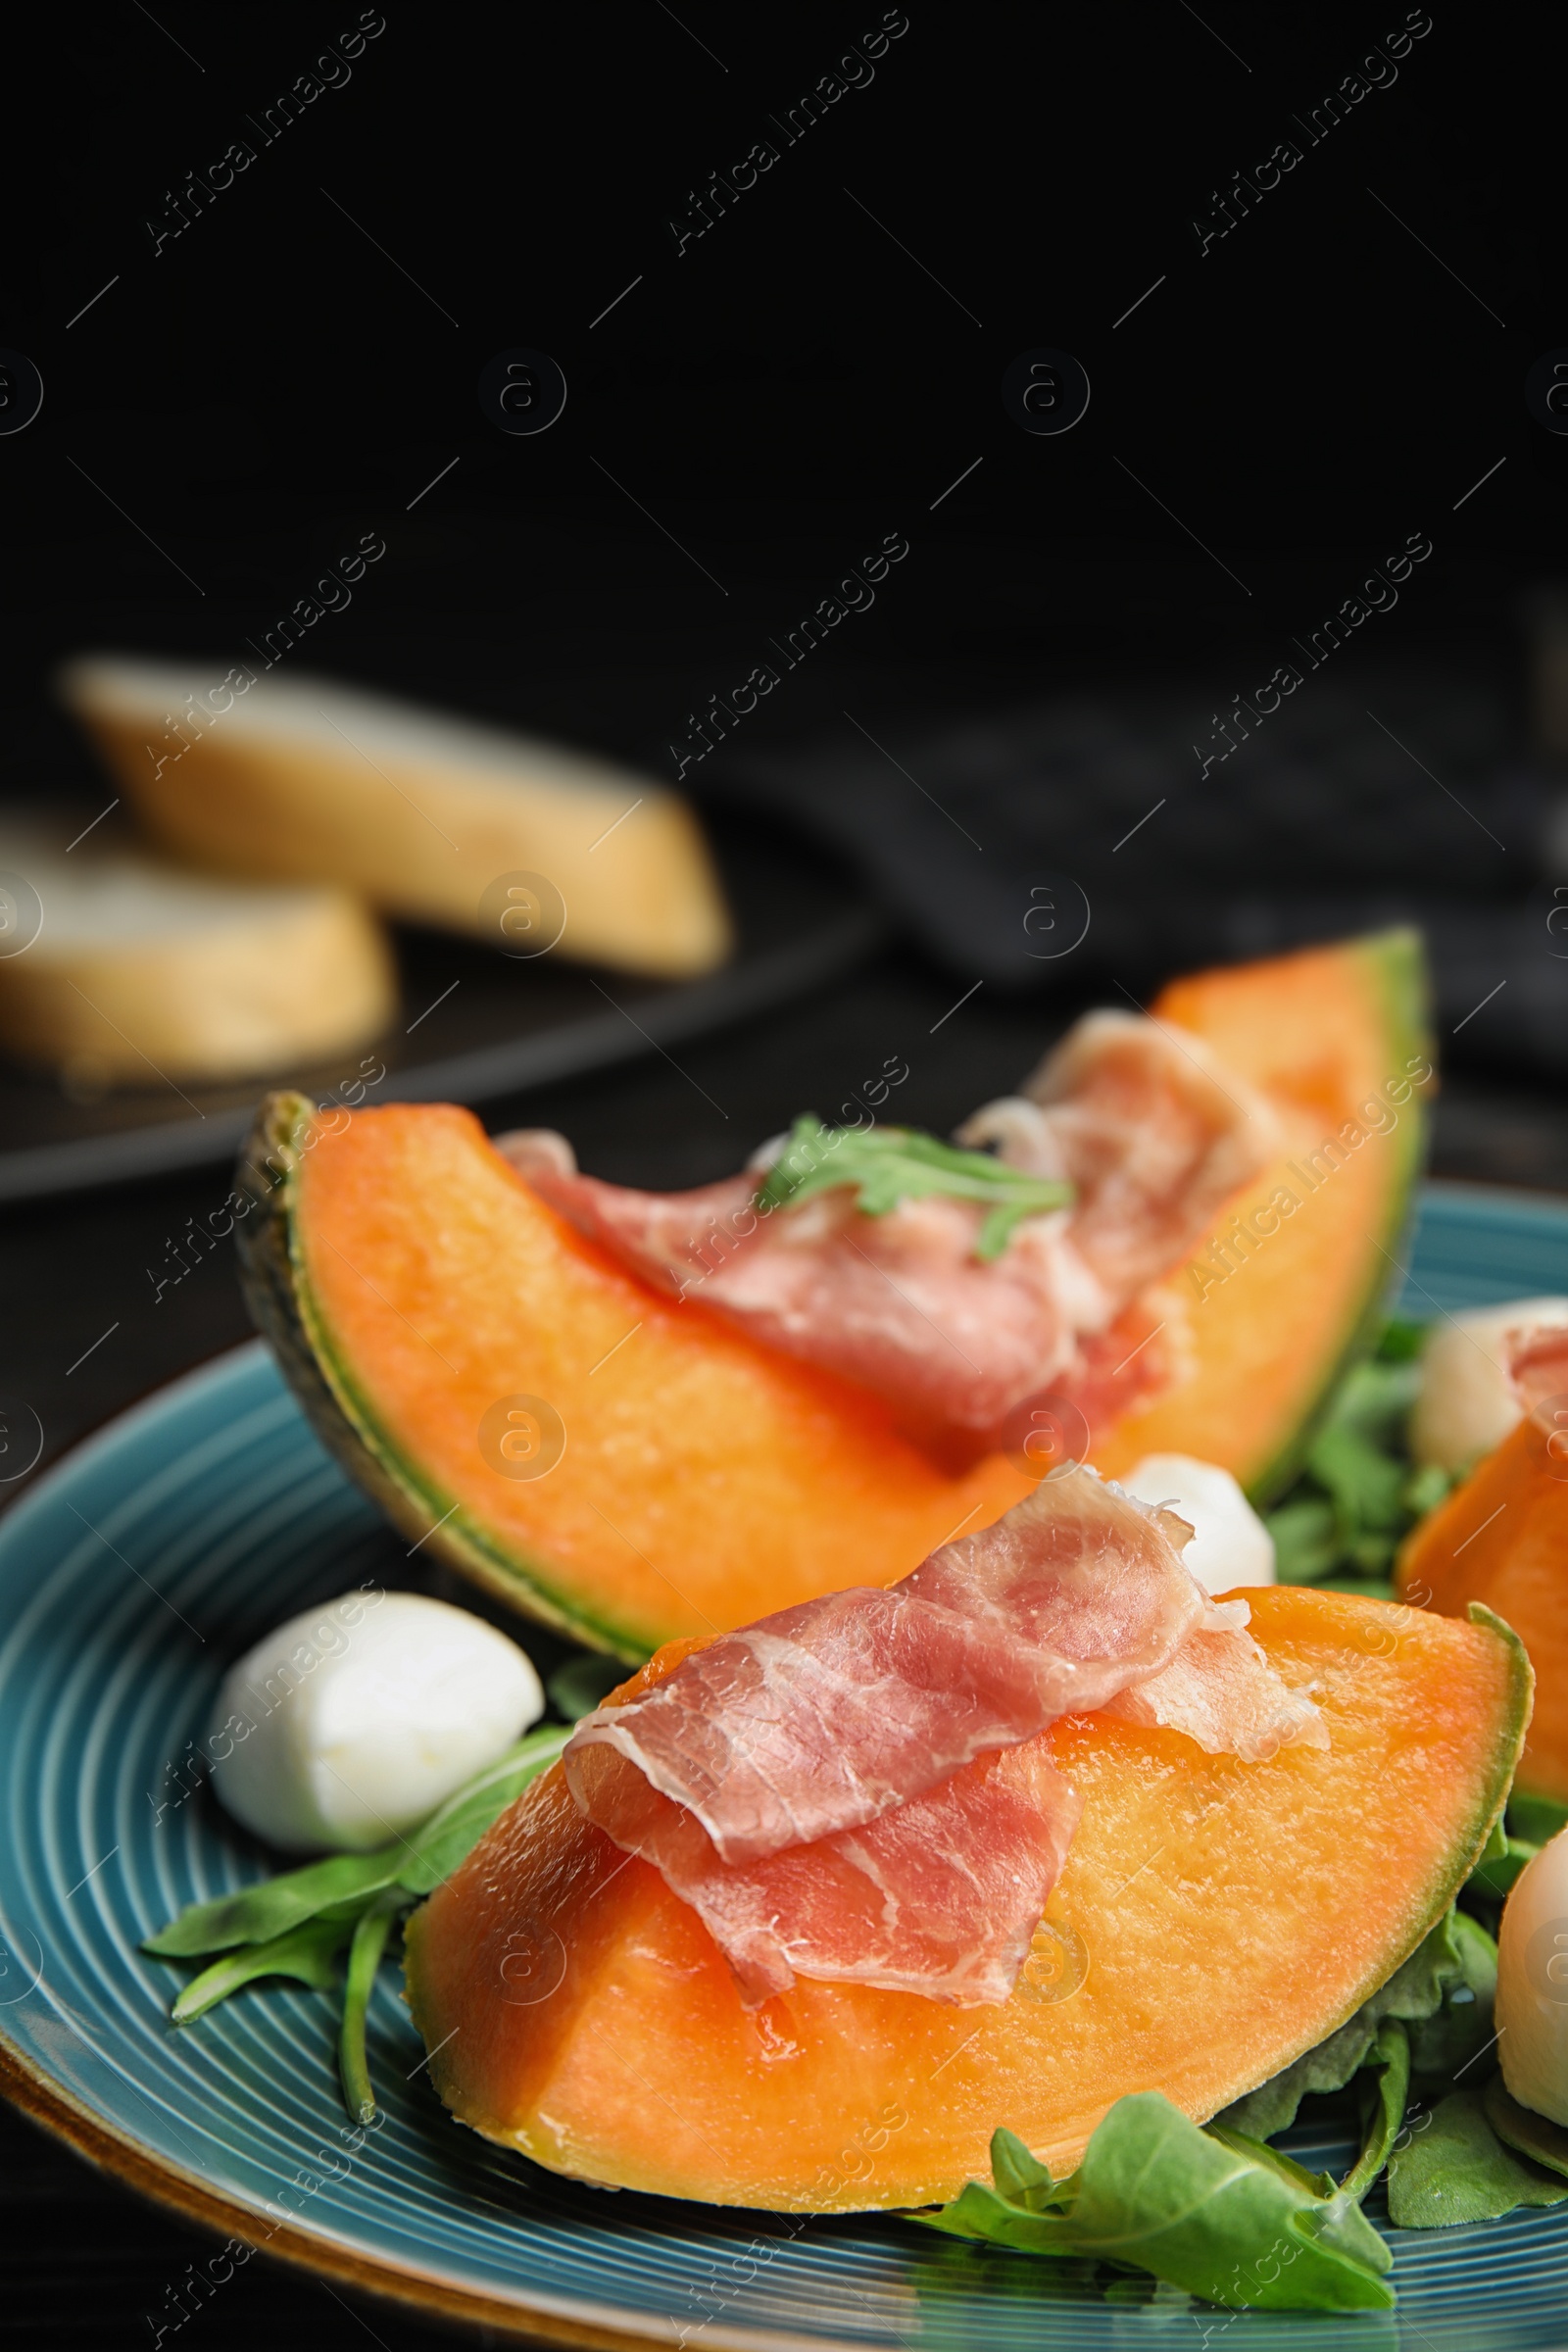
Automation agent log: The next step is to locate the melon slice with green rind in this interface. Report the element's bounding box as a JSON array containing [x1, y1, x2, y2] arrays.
[[401, 1584, 1527, 2211], [235, 930, 1430, 1655]]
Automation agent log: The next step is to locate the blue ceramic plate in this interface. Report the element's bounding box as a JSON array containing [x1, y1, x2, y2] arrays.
[[6, 1180, 1568, 2349]]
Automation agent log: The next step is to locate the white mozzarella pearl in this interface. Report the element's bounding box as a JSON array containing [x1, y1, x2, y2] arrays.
[[1498, 1828, 1568, 2127], [1410, 1299, 1568, 1473], [1120, 1453, 1276, 1594], [208, 1591, 544, 1853]]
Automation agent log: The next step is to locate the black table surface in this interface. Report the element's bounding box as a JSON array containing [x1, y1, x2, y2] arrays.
[[2, 945, 1565, 2350]]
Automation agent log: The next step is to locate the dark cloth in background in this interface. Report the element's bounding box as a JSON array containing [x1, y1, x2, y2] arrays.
[[701, 660, 1566, 1069]]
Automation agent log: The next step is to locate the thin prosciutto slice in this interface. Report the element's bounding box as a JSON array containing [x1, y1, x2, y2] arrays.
[[1508, 1325, 1568, 1425], [564, 1473, 1326, 2005], [1102, 1626, 1329, 1761], [958, 1009, 1278, 1303], [568, 1734, 1082, 2005], [496, 1009, 1277, 1446], [564, 1473, 1211, 1864]]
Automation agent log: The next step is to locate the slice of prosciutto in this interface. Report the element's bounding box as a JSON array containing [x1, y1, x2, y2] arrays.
[[496, 1008, 1278, 1447], [564, 1472, 1212, 1865], [564, 1472, 1326, 2004], [957, 1009, 1279, 1305], [1101, 1625, 1328, 1761], [1508, 1324, 1568, 1427], [568, 1733, 1083, 2005]]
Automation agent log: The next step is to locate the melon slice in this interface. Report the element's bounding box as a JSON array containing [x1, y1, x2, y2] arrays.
[[59, 657, 732, 979], [402, 1585, 1526, 2210], [1399, 1414, 1568, 1801], [1096, 927, 1431, 1499], [235, 931, 1429, 1655], [237, 1093, 1030, 1658]]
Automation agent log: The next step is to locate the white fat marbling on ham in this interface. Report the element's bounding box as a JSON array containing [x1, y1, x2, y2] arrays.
[[564, 1473, 1208, 1864], [495, 1008, 1278, 1447]]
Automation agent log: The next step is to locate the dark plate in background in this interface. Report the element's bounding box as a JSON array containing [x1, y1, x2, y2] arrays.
[[0, 813, 881, 1205]]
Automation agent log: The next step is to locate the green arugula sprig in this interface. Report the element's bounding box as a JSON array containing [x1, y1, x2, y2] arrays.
[[755, 1116, 1073, 1261], [146, 1722, 572, 2116], [1389, 2088, 1568, 2226], [920, 2098, 1394, 2311], [1265, 1317, 1454, 1593]]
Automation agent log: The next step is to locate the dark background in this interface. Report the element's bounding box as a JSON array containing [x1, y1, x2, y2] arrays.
[[6, 2, 1568, 2342]]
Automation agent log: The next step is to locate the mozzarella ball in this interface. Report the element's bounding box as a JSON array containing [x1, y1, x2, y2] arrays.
[[1120, 1453, 1275, 1594], [1410, 1298, 1568, 1472], [1497, 1828, 1568, 2126], [209, 1591, 544, 1853]]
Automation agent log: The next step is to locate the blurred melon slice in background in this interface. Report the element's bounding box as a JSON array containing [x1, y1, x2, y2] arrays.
[[0, 817, 394, 1086], [57, 658, 734, 980]]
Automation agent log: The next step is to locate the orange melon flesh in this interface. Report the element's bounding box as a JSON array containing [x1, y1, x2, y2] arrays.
[[1399, 1415, 1568, 1800], [1096, 930, 1430, 1494], [403, 1585, 1525, 2211], [290, 1102, 1028, 1655]]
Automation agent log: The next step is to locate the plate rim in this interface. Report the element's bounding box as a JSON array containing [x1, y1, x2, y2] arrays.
[[7, 1174, 1568, 2346], [0, 1339, 865, 2351]]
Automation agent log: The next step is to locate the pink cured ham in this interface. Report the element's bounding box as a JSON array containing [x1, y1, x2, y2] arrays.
[[1508, 1325, 1568, 1423], [495, 1009, 1277, 1446], [958, 1010, 1279, 1302], [564, 1473, 1210, 1864], [567, 1735, 1083, 2005], [503, 1154, 1092, 1440], [1101, 1625, 1329, 1761], [565, 1472, 1326, 2004]]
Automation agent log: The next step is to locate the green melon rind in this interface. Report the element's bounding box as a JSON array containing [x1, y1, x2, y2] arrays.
[[1468, 1601, 1544, 1817], [1460, 1602, 1535, 1862], [1243, 925, 1434, 1506], [234, 1092, 658, 1662]]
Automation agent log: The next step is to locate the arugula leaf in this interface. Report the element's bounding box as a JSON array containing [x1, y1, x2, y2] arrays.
[[339, 1886, 405, 2125], [1265, 1319, 1452, 1594], [1472, 1835, 1544, 1903], [1407, 1911, 1498, 2087], [1485, 2077, 1568, 2179], [1220, 2016, 1385, 2143], [1404, 1461, 1452, 1518], [171, 1912, 358, 2024], [1222, 1909, 1494, 2154], [547, 1652, 628, 1722], [1265, 1497, 1341, 1585], [1305, 1424, 1408, 1538], [989, 2127, 1075, 2214], [149, 1722, 574, 2106], [147, 1723, 572, 1970], [1509, 1791, 1568, 1847], [919, 2095, 1393, 2311], [755, 1116, 1072, 1261], [1342, 2019, 1410, 2200], [1328, 1357, 1425, 1446], [1387, 2089, 1568, 2227], [395, 1725, 572, 1894], [143, 1846, 406, 1958]]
